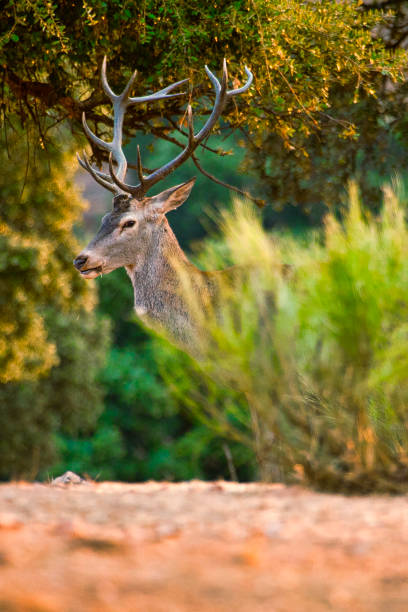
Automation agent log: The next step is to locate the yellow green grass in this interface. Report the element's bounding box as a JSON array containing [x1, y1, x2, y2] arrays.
[[161, 181, 408, 492]]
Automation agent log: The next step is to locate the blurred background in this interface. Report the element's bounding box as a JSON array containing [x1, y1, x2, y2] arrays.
[[2, 0, 408, 490]]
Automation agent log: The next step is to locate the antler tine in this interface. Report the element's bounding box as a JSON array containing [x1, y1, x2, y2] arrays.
[[127, 78, 189, 104], [82, 112, 112, 152], [76, 151, 89, 172], [78, 56, 190, 196], [226, 66, 253, 96], [221, 58, 228, 92], [101, 55, 117, 100], [80, 151, 117, 193], [120, 69, 139, 101], [81, 150, 116, 192], [136, 145, 144, 186], [194, 65, 226, 142], [130, 60, 253, 196], [108, 152, 144, 198], [187, 105, 194, 144], [76, 151, 112, 182], [204, 64, 222, 96]]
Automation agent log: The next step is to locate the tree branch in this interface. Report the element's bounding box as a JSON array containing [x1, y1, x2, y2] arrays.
[[191, 154, 265, 208]]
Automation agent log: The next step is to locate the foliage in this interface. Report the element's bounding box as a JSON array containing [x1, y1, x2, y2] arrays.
[[0, 308, 109, 479], [1, 0, 405, 160], [246, 79, 408, 224], [0, 127, 94, 380], [0, 129, 109, 478], [162, 183, 408, 492], [53, 263, 256, 482], [238, 2, 408, 224], [3, 0, 408, 485], [153, 337, 256, 480]]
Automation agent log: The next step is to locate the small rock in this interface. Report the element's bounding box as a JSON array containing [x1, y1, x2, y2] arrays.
[[264, 521, 282, 538], [51, 471, 85, 486], [155, 523, 180, 540]]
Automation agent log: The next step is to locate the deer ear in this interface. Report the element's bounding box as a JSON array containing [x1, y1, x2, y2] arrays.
[[148, 178, 196, 215]]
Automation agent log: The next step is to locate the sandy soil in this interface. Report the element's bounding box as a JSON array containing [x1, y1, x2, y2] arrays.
[[0, 479, 407, 611]]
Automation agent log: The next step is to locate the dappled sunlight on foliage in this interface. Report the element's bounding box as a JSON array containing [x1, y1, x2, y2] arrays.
[[162, 184, 408, 492], [0, 130, 96, 383], [1, 0, 405, 155], [0, 130, 109, 478], [3, 1, 408, 487]]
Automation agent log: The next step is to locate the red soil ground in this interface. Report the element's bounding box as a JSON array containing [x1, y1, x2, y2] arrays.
[[0, 480, 407, 611]]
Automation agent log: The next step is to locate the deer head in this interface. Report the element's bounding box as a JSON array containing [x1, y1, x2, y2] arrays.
[[73, 57, 252, 279], [73, 179, 196, 279]]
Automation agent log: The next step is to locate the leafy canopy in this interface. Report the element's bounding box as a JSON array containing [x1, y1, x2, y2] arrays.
[[1, 1, 405, 154]]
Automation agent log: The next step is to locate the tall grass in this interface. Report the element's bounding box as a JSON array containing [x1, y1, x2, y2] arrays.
[[164, 181, 408, 492]]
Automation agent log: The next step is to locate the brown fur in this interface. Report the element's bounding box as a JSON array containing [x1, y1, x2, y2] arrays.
[[74, 179, 224, 349]]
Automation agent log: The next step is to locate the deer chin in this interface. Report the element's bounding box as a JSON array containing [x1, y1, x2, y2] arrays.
[[80, 265, 103, 279]]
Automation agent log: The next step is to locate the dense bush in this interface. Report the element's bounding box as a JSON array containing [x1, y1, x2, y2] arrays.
[[161, 181, 408, 492], [0, 132, 109, 479]]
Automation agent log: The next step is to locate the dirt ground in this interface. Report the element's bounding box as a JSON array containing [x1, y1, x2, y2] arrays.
[[0, 480, 408, 612]]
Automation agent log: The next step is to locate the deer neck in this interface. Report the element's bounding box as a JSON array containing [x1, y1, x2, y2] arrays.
[[125, 218, 200, 339]]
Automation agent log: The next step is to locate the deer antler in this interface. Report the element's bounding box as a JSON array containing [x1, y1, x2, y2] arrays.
[[77, 56, 188, 194], [78, 58, 253, 199]]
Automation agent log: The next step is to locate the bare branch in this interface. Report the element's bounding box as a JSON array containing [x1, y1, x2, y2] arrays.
[[192, 155, 265, 208]]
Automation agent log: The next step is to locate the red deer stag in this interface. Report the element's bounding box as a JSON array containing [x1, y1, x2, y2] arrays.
[[74, 57, 253, 344]]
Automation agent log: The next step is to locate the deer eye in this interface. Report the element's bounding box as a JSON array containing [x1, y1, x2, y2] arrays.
[[122, 220, 136, 230]]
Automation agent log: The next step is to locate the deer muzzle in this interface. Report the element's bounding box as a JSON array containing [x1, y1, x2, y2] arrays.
[[73, 254, 103, 279]]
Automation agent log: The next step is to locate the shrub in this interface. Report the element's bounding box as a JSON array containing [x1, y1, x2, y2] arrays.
[[164, 181, 408, 492], [0, 131, 109, 479]]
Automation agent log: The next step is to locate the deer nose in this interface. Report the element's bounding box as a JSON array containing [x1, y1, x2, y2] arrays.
[[73, 254, 88, 270]]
